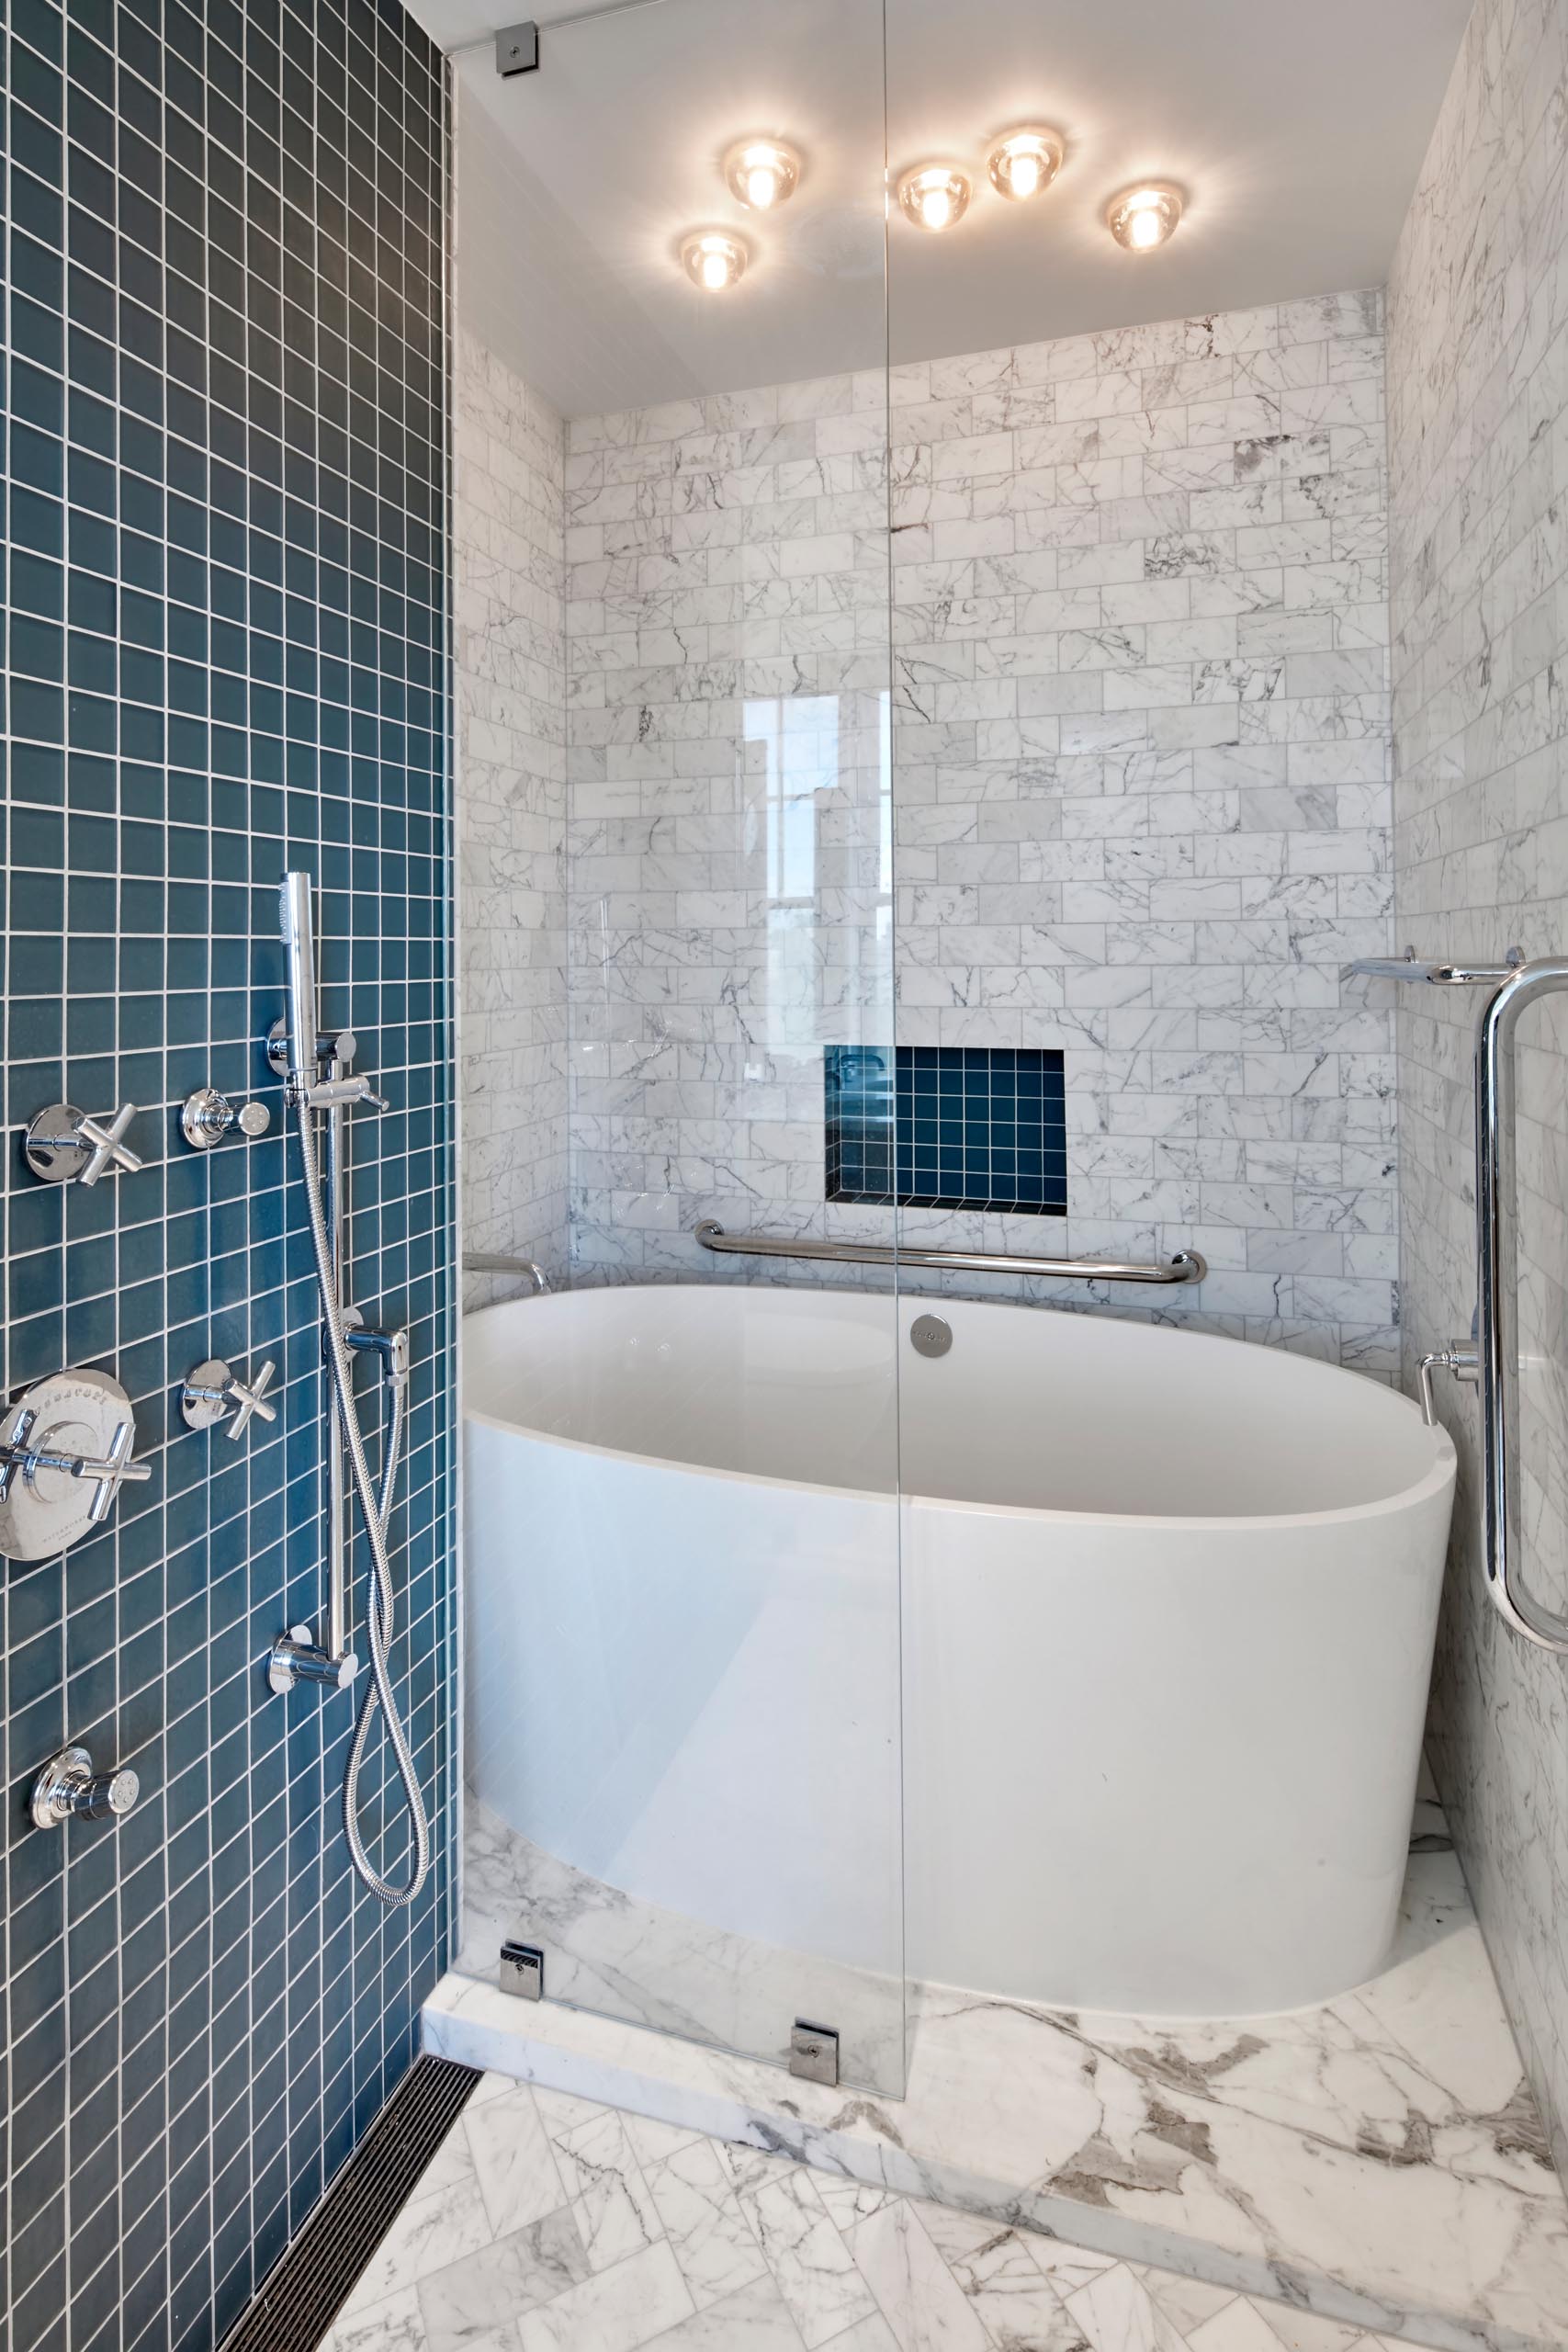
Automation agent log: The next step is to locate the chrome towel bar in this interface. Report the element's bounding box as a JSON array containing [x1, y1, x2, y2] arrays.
[[694, 1220, 1205, 1286]]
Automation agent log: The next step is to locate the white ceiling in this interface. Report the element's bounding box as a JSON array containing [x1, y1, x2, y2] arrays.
[[410, 0, 1472, 420]]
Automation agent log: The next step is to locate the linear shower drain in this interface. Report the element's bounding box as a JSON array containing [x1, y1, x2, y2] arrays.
[[220, 2053, 483, 2352]]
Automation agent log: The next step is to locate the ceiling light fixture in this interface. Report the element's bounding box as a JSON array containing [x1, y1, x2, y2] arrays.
[[681, 231, 750, 291], [987, 127, 1065, 202], [724, 137, 802, 211], [1105, 182, 1184, 252], [897, 164, 972, 234]]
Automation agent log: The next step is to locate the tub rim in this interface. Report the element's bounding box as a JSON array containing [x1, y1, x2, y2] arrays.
[[460, 1284, 1458, 1536]]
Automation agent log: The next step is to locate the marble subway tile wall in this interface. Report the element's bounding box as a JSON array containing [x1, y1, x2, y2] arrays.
[[564, 383, 894, 1290], [1388, 0, 1568, 2171], [456, 330, 570, 1303], [563, 296, 1400, 1367]]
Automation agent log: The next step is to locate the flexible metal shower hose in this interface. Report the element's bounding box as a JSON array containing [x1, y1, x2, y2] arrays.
[[295, 1084, 432, 1907]]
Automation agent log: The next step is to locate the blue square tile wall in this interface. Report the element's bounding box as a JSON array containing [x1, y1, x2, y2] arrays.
[[0, 3, 456, 2348], [825, 1046, 1067, 1216]]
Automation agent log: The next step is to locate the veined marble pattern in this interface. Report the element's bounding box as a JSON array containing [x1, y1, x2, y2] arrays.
[[1386, 0, 1568, 2180], [324, 2069, 1427, 2352], [457, 327, 571, 1306], [458, 1801, 907, 2097], [434, 1788, 1568, 2352], [562, 295, 1399, 1374]]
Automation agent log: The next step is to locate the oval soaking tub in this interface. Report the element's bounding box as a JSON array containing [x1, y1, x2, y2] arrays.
[[463, 1284, 1455, 2024]]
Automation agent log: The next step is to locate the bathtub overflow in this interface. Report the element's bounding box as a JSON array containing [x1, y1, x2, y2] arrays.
[[910, 1314, 953, 1359]]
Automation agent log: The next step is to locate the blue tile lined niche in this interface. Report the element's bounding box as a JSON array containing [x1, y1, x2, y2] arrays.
[[0, 4, 455, 2350], [826, 1046, 1067, 1216]]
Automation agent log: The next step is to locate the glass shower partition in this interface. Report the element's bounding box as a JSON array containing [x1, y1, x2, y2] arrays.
[[452, 0, 908, 2094]]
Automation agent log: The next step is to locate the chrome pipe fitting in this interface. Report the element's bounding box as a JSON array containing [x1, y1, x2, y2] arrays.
[[268, 1624, 360, 1694], [347, 1324, 412, 1386], [1417, 1341, 1479, 1427], [463, 1252, 552, 1294], [31, 1744, 140, 1830]]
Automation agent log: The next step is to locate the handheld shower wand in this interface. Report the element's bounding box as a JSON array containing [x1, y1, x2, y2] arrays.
[[269, 872, 431, 1907]]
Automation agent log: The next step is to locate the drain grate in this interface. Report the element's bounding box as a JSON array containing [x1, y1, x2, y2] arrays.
[[220, 2054, 483, 2352]]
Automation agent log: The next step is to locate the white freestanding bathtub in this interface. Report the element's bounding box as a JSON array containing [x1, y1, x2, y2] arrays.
[[463, 1283, 1455, 2052]]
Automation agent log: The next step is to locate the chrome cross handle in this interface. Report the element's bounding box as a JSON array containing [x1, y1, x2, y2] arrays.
[[83, 1419, 152, 1521], [181, 1356, 278, 1441], [25, 1101, 145, 1186], [225, 1359, 277, 1437], [0, 1412, 152, 1521], [79, 1103, 144, 1184]]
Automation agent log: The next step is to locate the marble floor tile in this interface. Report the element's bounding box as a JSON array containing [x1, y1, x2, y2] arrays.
[[846, 2200, 994, 2352], [467, 2082, 570, 2238], [641, 2137, 771, 2309], [534, 2089, 663, 2274], [429, 1798, 1568, 2352], [1064, 2265, 1191, 2352], [726, 2152, 883, 2347], [417, 2211, 589, 2351], [345, 2178, 497, 2312], [639, 2271, 809, 2348], [817, 2320, 903, 2352], [333, 2073, 1454, 2352], [1185, 2303, 1295, 2352], [515, 2240, 694, 2352], [320, 2284, 427, 2352], [915, 2204, 1090, 2351]]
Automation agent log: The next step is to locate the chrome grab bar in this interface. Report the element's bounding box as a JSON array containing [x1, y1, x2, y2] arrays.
[[1474, 957, 1568, 1653], [694, 1219, 1205, 1285], [463, 1251, 552, 1294]]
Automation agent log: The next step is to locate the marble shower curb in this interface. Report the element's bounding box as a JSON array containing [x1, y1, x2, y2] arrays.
[[423, 1960, 1568, 2352]]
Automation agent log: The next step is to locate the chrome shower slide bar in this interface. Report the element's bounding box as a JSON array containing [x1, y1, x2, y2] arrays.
[[1474, 956, 1568, 1655], [694, 1219, 1206, 1285]]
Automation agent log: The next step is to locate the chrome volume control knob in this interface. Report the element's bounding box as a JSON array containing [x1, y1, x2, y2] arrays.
[[181, 1087, 272, 1149], [31, 1744, 141, 1829]]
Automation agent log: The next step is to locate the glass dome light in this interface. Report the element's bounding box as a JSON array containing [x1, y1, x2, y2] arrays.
[[724, 137, 802, 211], [681, 231, 750, 291], [986, 127, 1065, 202], [896, 163, 972, 234], [1106, 182, 1184, 252]]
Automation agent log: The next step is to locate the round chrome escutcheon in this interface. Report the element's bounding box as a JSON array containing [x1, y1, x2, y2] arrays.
[[909, 1313, 953, 1359], [0, 1369, 134, 1562]]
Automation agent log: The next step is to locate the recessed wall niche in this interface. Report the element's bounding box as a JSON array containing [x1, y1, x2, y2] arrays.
[[825, 1046, 1068, 1216]]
